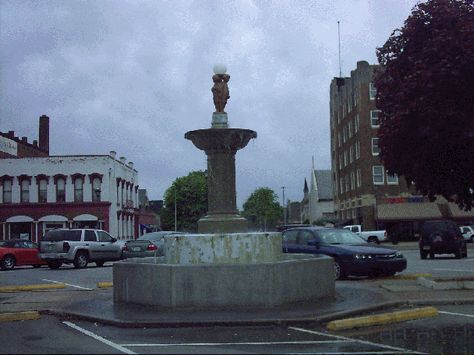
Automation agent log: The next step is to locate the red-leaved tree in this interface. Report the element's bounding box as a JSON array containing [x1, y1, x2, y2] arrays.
[[374, 0, 474, 210]]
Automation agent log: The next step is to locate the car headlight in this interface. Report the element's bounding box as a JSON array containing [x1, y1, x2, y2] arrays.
[[354, 254, 373, 260], [395, 251, 404, 258]]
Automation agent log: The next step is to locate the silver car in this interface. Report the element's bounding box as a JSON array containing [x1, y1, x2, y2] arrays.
[[122, 231, 184, 259]]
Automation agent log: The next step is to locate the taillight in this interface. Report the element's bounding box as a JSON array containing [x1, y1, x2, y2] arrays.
[[63, 242, 70, 253], [147, 244, 158, 251], [123, 244, 129, 251]]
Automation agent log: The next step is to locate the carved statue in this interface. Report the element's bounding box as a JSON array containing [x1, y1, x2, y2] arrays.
[[212, 73, 230, 113]]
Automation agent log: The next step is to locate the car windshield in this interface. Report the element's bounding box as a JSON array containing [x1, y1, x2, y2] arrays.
[[318, 229, 366, 245], [138, 231, 183, 242]]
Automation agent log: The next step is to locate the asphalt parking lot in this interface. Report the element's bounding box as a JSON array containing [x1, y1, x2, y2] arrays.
[[1, 243, 474, 354]]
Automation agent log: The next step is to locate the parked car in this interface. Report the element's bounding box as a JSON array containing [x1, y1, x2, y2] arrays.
[[122, 231, 184, 259], [343, 225, 388, 244], [419, 220, 468, 259], [39, 229, 122, 269], [282, 226, 406, 280], [276, 224, 312, 232], [0, 239, 46, 270], [459, 225, 474, 243]]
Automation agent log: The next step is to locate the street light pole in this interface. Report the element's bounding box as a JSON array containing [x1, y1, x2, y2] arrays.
[[281, 186, 286, 224]]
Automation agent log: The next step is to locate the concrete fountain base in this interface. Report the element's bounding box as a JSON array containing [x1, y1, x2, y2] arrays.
[[113, 232, 335, 309]]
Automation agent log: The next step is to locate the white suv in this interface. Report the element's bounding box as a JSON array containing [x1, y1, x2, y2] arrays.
[[39, 229, 122, 269]]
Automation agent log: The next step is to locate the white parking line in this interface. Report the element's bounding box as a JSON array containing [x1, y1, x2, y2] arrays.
[[63, 321, 136, 354], [439, 311, 474, 318], [120, 340, 351, 347], [42, 278, 93, 290], [289, 326, 425, 354], [433, 268, 474, 272]]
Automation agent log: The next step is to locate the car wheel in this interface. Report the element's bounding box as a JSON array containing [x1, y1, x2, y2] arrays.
[[334, 260, 346, 280], [1, 255, 16, 270], [47, 261, 62, 269], [420, 249, 427, 259], [429, 251, 435, 259], [95, 261, 105, 267], [73, 252, 89, 269], [368, 236, 379, 244]]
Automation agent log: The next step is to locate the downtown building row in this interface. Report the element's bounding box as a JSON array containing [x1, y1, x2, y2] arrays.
[[329, 61, 474, 238], [0, 115, 148, 242]]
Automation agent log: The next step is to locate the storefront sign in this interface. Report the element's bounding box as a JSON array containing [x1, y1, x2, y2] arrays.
[[0, 135, 18, 156]]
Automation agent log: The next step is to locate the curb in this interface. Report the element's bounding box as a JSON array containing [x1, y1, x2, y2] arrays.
[[38, 297, 474, 328], [0, 311, 41, 322], [97, 282, 113, 288], [326, 307, 438, 331], [388, 273, 431, 280], [0, 284, 66, 293]]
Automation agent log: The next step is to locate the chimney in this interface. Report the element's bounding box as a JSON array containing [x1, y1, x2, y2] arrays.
[[119, 156, 126, 164], [21, 136, 28, 143], [39, 115, 49, 154], [109, 150, 117, 159], [33, 140, 38, 147], [127, 161, 134, 169], [7, 131, 14, 138]]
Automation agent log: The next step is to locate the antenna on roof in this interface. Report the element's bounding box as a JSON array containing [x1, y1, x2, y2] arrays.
[[337, 21, 342, 77], [336, 21, 345, 90]]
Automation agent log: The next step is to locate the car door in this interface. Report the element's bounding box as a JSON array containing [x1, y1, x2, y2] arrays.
[[84, 230, 100, 259], [296, 230, 320, 254], [13, 241, 29, 265], [23, 241, 40, 265], [282, 229, 299, 253], [97, 231, 120, 260]]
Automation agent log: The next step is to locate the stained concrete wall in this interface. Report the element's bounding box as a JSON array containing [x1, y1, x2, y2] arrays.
[[113, 254, 335, 308]]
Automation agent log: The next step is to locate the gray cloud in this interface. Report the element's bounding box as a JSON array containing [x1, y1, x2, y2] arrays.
[[1, 0, 418, 207]]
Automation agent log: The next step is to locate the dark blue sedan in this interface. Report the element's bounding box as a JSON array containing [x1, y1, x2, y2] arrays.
[[282, 227, 407, 280]]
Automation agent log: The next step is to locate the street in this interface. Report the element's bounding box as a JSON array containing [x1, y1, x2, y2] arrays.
[[1, 243, 474, 354]]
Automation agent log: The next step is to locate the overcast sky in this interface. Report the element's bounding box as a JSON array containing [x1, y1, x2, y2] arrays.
[[0, 0, 418, 208]]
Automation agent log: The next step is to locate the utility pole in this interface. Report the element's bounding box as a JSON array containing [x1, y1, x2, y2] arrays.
[[174, 188, 177, 232], [281, 186, 286, 224]]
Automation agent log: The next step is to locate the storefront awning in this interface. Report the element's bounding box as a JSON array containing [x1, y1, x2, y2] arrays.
[[39, 215, 68, 222], [6, 215, 34, 223], [377, 202, 443, 221], [73, 214, 99, 221], [447, 203, 474, 219]]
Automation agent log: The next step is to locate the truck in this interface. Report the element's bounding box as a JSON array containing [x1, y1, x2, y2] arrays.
[[343, 225, 388, 244]]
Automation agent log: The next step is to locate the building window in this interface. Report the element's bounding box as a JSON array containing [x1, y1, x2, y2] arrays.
[[373, 166, 384, 185], [2, 179, 12, 203], [370, 110, 381, 127], [74, 177, 83, 202], [340, 177, 344, 194], [355, 113, 359, 133], [355, 141, 360, 160], [339, 154, 343, 170], [92, 177, 101, 202], [345, 175, 350, 192], [338, 132, 341, 147], [369, 82, 377, 100], [356, 169, 361, 188], [37, 179, 47, 203], [349, 146, 354, 163], [56, 178, 65, 202], [20, 179, 30, 203], [387, 172, 399, 185], [372, 137, 380, 155], [350, 171, 355, 190], [343, 126, 347, 143], [344, 151, 348, 167], [348, 121, 353, 138]]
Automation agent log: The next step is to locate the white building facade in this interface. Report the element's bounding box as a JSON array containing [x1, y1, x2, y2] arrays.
[[0, 153, 139, 241]]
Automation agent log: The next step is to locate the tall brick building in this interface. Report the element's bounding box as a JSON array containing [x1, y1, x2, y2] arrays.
[[329, 61, 473, 238]]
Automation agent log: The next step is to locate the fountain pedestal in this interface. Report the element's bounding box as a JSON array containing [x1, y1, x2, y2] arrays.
[[185, 127, 256, 233]]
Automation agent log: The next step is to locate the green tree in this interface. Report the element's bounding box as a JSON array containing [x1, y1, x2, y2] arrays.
[[160, 170, 207, 232], [375, 0, 474, 210], [242, 187, 283, 231]]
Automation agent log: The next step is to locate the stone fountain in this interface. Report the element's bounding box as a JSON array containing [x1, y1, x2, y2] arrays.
[[113, 65, 334, 309]]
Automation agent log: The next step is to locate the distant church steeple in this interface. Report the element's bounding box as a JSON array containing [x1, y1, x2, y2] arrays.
[[303, 178, 309, 200]]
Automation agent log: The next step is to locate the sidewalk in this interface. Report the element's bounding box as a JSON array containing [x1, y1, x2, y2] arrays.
[[2, 276, 473, 328]]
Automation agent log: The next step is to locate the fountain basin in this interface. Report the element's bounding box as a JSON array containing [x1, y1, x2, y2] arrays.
[[113, 254, 334, 308]]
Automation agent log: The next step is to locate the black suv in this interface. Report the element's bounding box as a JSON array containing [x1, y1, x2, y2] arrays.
[[419, 220, 468, 259]]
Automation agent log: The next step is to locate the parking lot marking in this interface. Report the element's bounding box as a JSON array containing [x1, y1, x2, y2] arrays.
[[289, 326, 424, 354], [42, 278, 93, 291], [63, 321, 136, 354], [433, 268, 474, 272], [120, 340, 351, 347], [439, 311, 474, 318]]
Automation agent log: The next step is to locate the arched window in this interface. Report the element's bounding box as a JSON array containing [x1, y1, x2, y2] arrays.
[[56, 178, 65, 202], [92, 177, 101, 202], [21, 179, 30, 203], [38, 179, 48, 203], [74, 177, 83, 202]]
